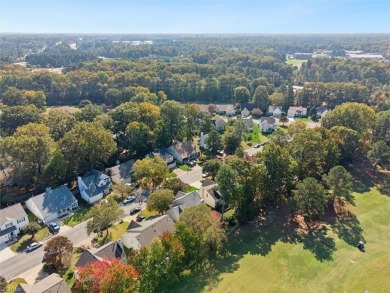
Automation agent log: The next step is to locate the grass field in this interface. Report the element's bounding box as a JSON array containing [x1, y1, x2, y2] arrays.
[[287, 59, 306, 68], [171, 167, 390, 293], [63, 204, 92, 227], [11, 227, 51, 252]]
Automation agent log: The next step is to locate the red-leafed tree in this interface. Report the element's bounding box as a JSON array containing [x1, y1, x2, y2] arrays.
[[76, 258, 139, 293]]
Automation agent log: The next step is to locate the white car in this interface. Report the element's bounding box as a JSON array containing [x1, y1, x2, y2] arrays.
[[27, 241, 43, 252], [123, 196, 136, 204]]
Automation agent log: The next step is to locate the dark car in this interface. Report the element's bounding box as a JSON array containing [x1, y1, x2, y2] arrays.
[[26, 242, 43, 252], [130, 207, 141, 215], [136, 215, 146, 222], [254, 144, 261, 148]]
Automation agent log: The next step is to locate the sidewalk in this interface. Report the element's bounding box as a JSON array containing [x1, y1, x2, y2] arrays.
[[0, 245, 17, 263]]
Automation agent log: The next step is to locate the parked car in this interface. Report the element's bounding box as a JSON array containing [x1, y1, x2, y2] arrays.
[[260, 141, 268, 146], [122, 196, 136, 205], [49, 222, 60, 232], [130, 207, 142, 215], [187, 161, 196, 167], [136, 215, 146, 222], [216, 150, 225, 156], [27, 242, 43, 252], [254, 144, 261, 148], [202, 172, 209, 178]]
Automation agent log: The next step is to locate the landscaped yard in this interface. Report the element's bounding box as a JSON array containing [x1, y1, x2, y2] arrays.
[[95, 221, 129, 246], [183, 185, 199, 193], [63, 204, 92, 227], [171, 169, 390, 293], [179, 165, 192, 172], [139, 209, 159, 219], [10, 227, 51, 252], [168, 171, 178, 178]]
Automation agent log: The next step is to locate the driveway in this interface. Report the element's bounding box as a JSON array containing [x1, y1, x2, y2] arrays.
[[177, 165, 203, 185]]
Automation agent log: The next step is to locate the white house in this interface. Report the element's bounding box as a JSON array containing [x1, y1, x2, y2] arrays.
[[215, 116, 227, 131], [243, 118, 254, 131], [166, 191, 203, 222], [199, 132, 209, 149], [268, 105, 283, 117], [78, 170, 111, 204], [216, 104, 235, 117], [198, 179, 223, 209], [259, 117, 276, 133], [287, 106, 307, 118], [167, 141, 200, 164], [241, 107, 250, 118], [25, 186, 78, 223], [121, 215, 175, 250], [0, 203, 29, 245]]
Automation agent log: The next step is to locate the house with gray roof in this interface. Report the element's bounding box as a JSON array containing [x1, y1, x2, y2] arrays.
[[121, 215, 175, 250], [287, 106, 307, 118], [0, 203, 29, 245], [243, 118, 254, 131], [215, 116, 227, 131], [78, 170, 111, 204], [75, 240, 125, 269], [268, 105, 283, 117], [259, 117, 276, 133], [216, 104, 235, 117], [16, 273, 71, 293], [25, 186, 78, 223], [166, 191, 203, 222], [107, 159, 135, 185]]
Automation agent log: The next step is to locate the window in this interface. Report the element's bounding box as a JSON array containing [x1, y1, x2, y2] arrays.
[[5, 223, 13, 228], [17, 217, 25, 223]]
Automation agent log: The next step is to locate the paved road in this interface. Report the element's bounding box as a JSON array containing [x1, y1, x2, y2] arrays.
[[177, 165, 203, 185], [245, 146, 264, 156], [0, 200, 146, 281]]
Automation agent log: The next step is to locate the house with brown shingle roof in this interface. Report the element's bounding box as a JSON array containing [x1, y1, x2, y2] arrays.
[[167, 141, 199, 164]]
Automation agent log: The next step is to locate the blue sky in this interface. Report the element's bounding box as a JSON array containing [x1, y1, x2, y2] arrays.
[[1, 0, 389, 33]]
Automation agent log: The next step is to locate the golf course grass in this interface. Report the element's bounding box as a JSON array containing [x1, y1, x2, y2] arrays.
[[171, 166, 390, 293]]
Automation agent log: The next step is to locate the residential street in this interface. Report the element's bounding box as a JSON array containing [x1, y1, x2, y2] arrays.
[[0, 200, 146, 281], [176, 165, 203, 185]]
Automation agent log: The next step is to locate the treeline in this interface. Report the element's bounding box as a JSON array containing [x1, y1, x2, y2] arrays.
[[296, 58, 390, 85], [25, 44, 98, 68]]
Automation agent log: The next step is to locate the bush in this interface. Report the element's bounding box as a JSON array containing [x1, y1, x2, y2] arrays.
[[247, 142, 253, 146]]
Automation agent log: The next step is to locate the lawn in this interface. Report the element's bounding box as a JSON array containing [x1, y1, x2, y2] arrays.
[[171, 170, 390, 293], [96, 221, 129, 246], [248, 124, 261, 143], [7, 278, 26, 292], [10, 227, 51, 252], [179, 165, 192, 172], [168, 172, 178, 178], [139, 209, 159, 219], [63, 204, 92, 227], [183, 185, 199, 193], [286, 58, 306, 68]]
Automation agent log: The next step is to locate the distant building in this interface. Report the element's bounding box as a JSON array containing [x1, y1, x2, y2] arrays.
[[287, 106, 307, 118], [199, 132, 209, 149], [293, 53, 313, 60]]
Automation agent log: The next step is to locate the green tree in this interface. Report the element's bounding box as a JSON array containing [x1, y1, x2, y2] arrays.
[[59, 122, 116, 174], [93, 113, 114, 131], [287, 121, 307, 137], [199, 114, 214, 134], [161, 178, 189, 195], [124, 121, 153, 156], [330, 126, 362, 163], [43, 108, 76, 141], [373, 110, 390, 145], [283, 84, 295, 110], [223, 126, 241, 155], [0, 105, 42, 135], [175, 222, 203, 266], [235, 145, 244, 158], [233, 86, 251, 103], [138, 102, 160, 129], [253, 85, 269, 112], [324, 165, 353, 205], [74, 104, 103, 122], [0, 276, 6, 292], [178, 205, 225, 253], [216, 164, 238, 217], [104, 88, 123, 107], [279, 113, 289, 126], [293, 177, 327, 220], [203, 159, 222, 179], [86, 197, 125, 238], [205, 130, 223, 155], [132, 156, 168, 190], [160, 100, 185, 143], [1, 123, 53, 187], [108, 102, 139, 133], [43, 236, 73, 272], [147, 189, 174, 214], [41, 149, 69, 187], [24, 222, 41, 240], [368, 140, 390, 170]]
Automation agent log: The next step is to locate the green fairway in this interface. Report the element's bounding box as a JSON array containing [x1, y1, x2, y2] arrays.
[[171, 170, 390, 293]]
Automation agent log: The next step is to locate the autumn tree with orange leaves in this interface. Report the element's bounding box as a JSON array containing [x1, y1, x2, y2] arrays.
[[76, 258, 139, 293]]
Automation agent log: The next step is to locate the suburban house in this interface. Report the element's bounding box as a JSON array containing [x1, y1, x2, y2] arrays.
[[167, 141, 199, 164], [0, 203, 29, 245], [107, 159, 135, 185], [259, 117, 276, 133], [241, 107, 250, 118], [78, 170, 111, 204], [287, 106, 307, 118], [75, 240, 125, 269], [243, 118, 254, 131], [121, 215, 175, 250], [166, 191, 203, 222], [195, 104, 211, 114], [215, 116, 227, 131], [15, 273, 71, 293], [316, 106, 328, 119], [268, 105, 283, 117], [240, 102, 258, 113], [216, 104, 235, 117], [25, 186, 78, 223], [199, 132, 209, 149], [146, 150, 176, 171], [198, 179, 223, 209]]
